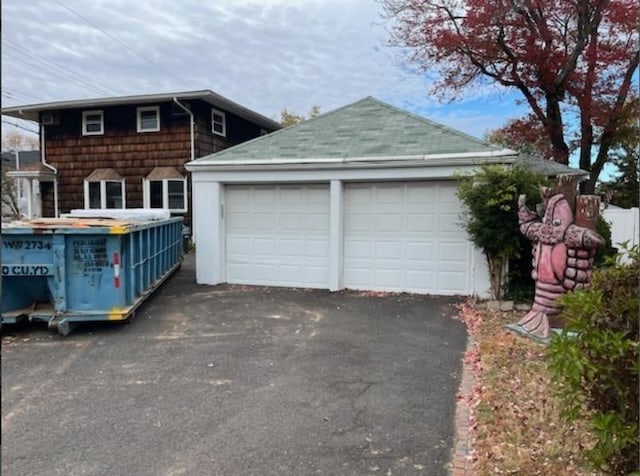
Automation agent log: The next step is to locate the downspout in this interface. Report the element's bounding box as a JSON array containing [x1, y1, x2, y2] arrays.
[[39, 123, 59, 217], [172, 97, 195, 241], [172, 97, 194, 162]]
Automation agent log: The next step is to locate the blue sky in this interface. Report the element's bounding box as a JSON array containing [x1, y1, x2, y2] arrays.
[[2, 0, 526, 141]]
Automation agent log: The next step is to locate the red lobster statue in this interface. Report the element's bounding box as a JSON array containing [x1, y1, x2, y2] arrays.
[[514, 185, 605, 339]]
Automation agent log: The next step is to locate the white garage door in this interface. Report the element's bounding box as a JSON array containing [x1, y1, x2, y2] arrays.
[[225, 184, 330, 288], [344, 181, 471, 295]]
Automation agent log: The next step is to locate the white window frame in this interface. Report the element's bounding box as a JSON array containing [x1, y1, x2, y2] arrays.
[[211, 108, 226, 137], [143, 177, 188, 213], [82, 110, 104, 136], [137, 106, 160, 133], [84, 179, 126, 209]]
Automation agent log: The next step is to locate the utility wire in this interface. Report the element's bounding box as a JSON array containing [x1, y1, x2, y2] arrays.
[[3, 39, 122, 96], [4, 45, 115, 96], [51, 0, 194, 90], [4, 49, 114, 97], [2, 89, 47, 103], [1, 120, 39, 135]]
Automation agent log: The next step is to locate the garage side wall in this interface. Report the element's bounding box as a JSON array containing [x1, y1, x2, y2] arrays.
[[192, 180, 224, 285]]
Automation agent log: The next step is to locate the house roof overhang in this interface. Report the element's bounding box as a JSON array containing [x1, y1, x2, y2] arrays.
[[1, 90, 280, 131]]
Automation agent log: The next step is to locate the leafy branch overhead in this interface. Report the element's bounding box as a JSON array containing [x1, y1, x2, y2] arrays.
[[382, 0, 639, 193]]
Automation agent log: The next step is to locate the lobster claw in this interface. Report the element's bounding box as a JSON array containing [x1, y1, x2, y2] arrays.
[[582, 228, 605, 249]]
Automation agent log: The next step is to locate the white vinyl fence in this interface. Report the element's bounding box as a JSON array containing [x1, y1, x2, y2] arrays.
[[602, 207, 639, 262]]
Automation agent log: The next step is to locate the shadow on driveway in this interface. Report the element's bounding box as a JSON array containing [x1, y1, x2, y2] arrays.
[[1, 253, 467, 476]]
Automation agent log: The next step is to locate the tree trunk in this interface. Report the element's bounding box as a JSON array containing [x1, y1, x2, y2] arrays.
[[487, 255, 504, 301], [545, 94, 570, 165]]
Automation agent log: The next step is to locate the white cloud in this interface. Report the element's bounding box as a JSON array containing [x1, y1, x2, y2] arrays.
[[1, 0, 521, 137]]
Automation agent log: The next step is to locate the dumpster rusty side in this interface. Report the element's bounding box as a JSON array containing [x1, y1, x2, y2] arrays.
[[1, 216, 183, 335]]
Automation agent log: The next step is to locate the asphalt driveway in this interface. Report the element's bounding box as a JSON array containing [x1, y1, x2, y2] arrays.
[[1, 253, 467, 476]]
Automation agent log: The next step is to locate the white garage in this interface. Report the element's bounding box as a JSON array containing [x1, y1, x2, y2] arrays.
[[186, 97, 524, 298]]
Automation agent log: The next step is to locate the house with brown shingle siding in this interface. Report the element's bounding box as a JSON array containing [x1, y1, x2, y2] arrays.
[[2, 90, 280, 225]]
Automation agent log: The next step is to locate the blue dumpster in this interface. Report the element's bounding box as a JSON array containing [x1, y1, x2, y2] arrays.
[[1, 215, 183, 335]]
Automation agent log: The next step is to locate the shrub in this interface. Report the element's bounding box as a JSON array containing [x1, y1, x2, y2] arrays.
[[594, 215, 616, 267], [456, 164, 548, 299], [547, 246, 639, 474]]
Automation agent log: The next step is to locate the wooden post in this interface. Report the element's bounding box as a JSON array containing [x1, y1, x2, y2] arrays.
[[575, 195, 600, 230]]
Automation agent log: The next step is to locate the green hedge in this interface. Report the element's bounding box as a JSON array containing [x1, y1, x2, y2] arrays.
[[547, 246, 639, 474]]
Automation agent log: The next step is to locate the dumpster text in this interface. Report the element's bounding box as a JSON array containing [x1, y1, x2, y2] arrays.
[[3, 240, 51, 250], [72, 239, 109, 286], [2, 265, 52, 276]]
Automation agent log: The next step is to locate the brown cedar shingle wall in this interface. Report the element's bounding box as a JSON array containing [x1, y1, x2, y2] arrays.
[[42, 99, 275, 224]]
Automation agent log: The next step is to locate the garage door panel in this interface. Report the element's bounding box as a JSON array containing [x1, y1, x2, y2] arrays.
[[344, 181, 471, 295], [375, 269, 402, 287], [253, 188, 276, 205], [226, 237, 251, 255], [252, 238, 276, 254], [375, 241, 402, 259], [439, 213, 461, 233], [306, 240, 329, 258], [226, 212, 250, 231], [406, 242, 433, 260], [345, 240, 373, 258], [306, 213, 330, 231], [278, 239, 305, 256], [345, 213, 371, 232], [407, 270, 434, 290], [278, 213, 304, 230], [376, 214, 403, 231], [251, 213, 277, 230], [377, 186, 404, 204], [407, 213, 435, 232], [344, 267, 371, 287], [407, 184, 436, 203], [225, 185, 330, 288]]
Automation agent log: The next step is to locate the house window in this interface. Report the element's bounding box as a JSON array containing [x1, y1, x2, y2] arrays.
[[82, 110, 104, 136], [84, 169, 125, 209], [137, 106, 160, 132], [212, 108, 226, 136], [143, 167, 187, 212]]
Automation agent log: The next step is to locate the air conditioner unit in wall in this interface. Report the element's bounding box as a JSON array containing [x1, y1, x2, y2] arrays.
[[41, 113, 59, 125]]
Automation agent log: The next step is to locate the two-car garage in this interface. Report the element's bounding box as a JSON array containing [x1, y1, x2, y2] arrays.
[[218, 181, 477, 295], [187, 97, 510, 298]]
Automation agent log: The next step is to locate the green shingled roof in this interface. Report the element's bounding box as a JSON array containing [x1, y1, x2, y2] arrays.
[[191, 96, 503, 164]]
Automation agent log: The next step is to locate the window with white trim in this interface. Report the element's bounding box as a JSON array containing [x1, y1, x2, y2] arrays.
[[82, 110, 104, 136], [84, 170, 125, 209], [137, 106, 160, 132], [143, 174, 187, 212], [212, 108, 226, 136]]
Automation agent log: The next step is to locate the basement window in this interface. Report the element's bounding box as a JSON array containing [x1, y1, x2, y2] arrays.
[[137, 106, 160, 132], [212, 108, 226, 136], [82, 110, 104, 136]]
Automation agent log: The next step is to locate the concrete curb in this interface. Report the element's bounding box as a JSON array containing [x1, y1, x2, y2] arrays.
[[450, 338, 477, 476]]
